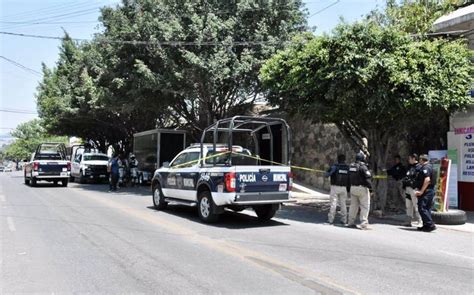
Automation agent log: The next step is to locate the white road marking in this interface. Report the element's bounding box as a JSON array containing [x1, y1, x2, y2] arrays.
[[7, 217, 16, 232], [0, 194, 5, 202], [438, 250, 474, 261]]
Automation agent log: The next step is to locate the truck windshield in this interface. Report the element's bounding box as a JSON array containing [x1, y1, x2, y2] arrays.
[[83, 155, 109, 161]]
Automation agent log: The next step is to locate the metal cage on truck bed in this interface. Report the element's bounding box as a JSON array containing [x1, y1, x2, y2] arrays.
[[199, 116, 291, 166]]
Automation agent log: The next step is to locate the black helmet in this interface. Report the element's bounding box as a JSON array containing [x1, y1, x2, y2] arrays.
[[356, 152, 366, 162]]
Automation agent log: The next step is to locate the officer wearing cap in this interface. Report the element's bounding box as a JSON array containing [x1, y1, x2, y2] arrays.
[[324, 154, 350, 225], [414, 154, 436, 232], [402, 153, 423, 227], [347, 152, 373, 230]]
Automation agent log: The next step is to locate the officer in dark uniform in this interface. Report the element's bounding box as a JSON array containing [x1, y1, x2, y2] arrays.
[[324, 154, 350, 225], [387, 155, 407, 205], [414, 154, 436, 232], [347, 152, 373, 230]]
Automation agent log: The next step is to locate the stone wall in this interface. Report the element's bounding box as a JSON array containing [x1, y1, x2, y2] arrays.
[[289, 119, 356, 191]]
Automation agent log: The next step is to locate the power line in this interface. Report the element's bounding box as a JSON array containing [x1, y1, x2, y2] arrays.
[[309, 0, 340, 18], [0, 31, 292, 47], [0, 56, 42, 77], [0, 20, 99, 25], [1, 6, 104, 30], [2, 1, 93, 19], [0, 109, 38, 115]]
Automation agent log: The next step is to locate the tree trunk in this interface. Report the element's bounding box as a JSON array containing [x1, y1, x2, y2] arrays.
[[367, 129, 392, 212]]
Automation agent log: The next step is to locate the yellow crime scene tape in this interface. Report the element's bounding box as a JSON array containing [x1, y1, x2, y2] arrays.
[[171, 150, 388, 179]]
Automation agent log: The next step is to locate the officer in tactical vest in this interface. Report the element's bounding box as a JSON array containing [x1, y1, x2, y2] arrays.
[[402, 153, 423, 227], [324, 154, 350, 225], [414, 154, 437, 232], [347, 152, 373, 230]]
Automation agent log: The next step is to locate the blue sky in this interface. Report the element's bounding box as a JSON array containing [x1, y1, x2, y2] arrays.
[[0, 0, 384, 136]]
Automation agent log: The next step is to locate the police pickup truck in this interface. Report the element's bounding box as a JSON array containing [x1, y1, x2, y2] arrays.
[[24, 143, 71, 187], [151, 116, 293, 223]]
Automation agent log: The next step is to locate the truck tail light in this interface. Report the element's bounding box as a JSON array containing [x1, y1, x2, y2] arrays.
[[67, 162, 71, 171], [288, 172, 294, 191], [33, 162, 39, 171], [225, 172, 236, 192]]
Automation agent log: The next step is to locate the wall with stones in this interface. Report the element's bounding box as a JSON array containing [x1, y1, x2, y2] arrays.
[[288, 119, 356, 191]]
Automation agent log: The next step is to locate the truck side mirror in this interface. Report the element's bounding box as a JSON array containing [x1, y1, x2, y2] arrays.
[[162, 162, 170, 168]]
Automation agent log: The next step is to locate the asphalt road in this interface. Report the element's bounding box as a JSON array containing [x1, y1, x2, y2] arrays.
[[1, 171, 473, 294]]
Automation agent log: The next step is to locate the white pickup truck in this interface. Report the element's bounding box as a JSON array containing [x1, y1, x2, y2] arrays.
[[24, 143, 71, 187], [151, 116, 294, 223], [70, 150, 109, 184]]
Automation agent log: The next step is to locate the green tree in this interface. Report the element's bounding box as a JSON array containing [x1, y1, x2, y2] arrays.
[[37, 0, 307, 149], [4, 119, 68, 162], [260, 21, 472, 210]]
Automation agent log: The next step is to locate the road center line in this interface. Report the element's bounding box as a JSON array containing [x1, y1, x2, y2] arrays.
[[7, 217, 16, 232]]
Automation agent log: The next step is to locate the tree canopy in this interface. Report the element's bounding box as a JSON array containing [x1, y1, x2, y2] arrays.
[[36, 0, 308, 151], [4, 119, 68, 161]]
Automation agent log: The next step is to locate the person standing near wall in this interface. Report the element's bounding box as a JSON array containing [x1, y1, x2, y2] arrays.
[[402, 153, 423, 227], [347, 152, 373, 230], [415, 154, 437, 232], [387, 155, 407, 208], [324, 154, 350, 225]]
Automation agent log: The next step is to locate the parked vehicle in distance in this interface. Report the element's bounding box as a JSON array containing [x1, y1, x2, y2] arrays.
[[70, 148, 109, 184], [24, 143, 71, 187], [4, 167, 12, 172], [0, 166, 4, 172], [151, 116, 294, 223], [133, 129, 186, 184]]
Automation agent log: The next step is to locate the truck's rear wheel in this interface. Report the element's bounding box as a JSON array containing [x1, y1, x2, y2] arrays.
[[253, 204, 279, 221], [24, 173, 30, 185], [152, 183, 167, 210], [61, 180, 68, 187], [198, 191, 219, 223], [31, 177, 37, 187]]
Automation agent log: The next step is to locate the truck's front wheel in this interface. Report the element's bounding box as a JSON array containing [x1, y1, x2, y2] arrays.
[[152, 183, 167, 210], [198, 191, 219, 223], [253, 204, 279, 221]]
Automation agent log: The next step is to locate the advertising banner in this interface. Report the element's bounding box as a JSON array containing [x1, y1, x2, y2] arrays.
[[460, 133, 474, 182], [429, 150, 450, 212]]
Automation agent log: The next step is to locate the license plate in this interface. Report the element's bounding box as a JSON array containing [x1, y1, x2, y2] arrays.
[[60, 172, 68, 176], [279, 183, 287, 192], [100, 175, 106, 178]]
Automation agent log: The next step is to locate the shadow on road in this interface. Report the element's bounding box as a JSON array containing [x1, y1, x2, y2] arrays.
[[70, 181, 152, 197], [146, 205, 289, 229]]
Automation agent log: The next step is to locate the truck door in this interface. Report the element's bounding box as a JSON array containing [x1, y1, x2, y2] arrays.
[[174, 152, 200, 201], [72, 154, 81, 177], [163, 152, 188, 198]]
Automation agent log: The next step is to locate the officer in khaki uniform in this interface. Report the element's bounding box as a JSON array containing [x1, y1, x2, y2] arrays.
[[347, 152, 373, 230], [324, 154, 350, 225], [402, 153, 423, 227]]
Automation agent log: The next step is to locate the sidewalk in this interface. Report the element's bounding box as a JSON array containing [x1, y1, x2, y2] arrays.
[[290, 182, 474, 233]]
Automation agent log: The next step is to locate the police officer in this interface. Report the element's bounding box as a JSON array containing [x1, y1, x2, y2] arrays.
[[324, 154, 350, 225], [387, 155, 407, 205], [347, 152, 373, 230], [414, 154, 436, 232], [402, 153, 423, 227]]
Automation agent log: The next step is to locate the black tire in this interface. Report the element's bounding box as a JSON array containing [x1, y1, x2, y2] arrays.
[[61, 180, 68, 187], [253, 204, 279, 221], [53, 181, 58, 186], [432, 209, 467, 225], [152, 183, 168, 210], [24, 173, 30, 185], [69, 175, 75, 182], [197, 190, 219, 223], [78, 172, 85, 184], [31, 177, 37, 187]]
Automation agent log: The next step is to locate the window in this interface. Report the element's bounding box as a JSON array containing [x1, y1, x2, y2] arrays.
[[170, 152, 200, 168], [83, 155, 109, 161]]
